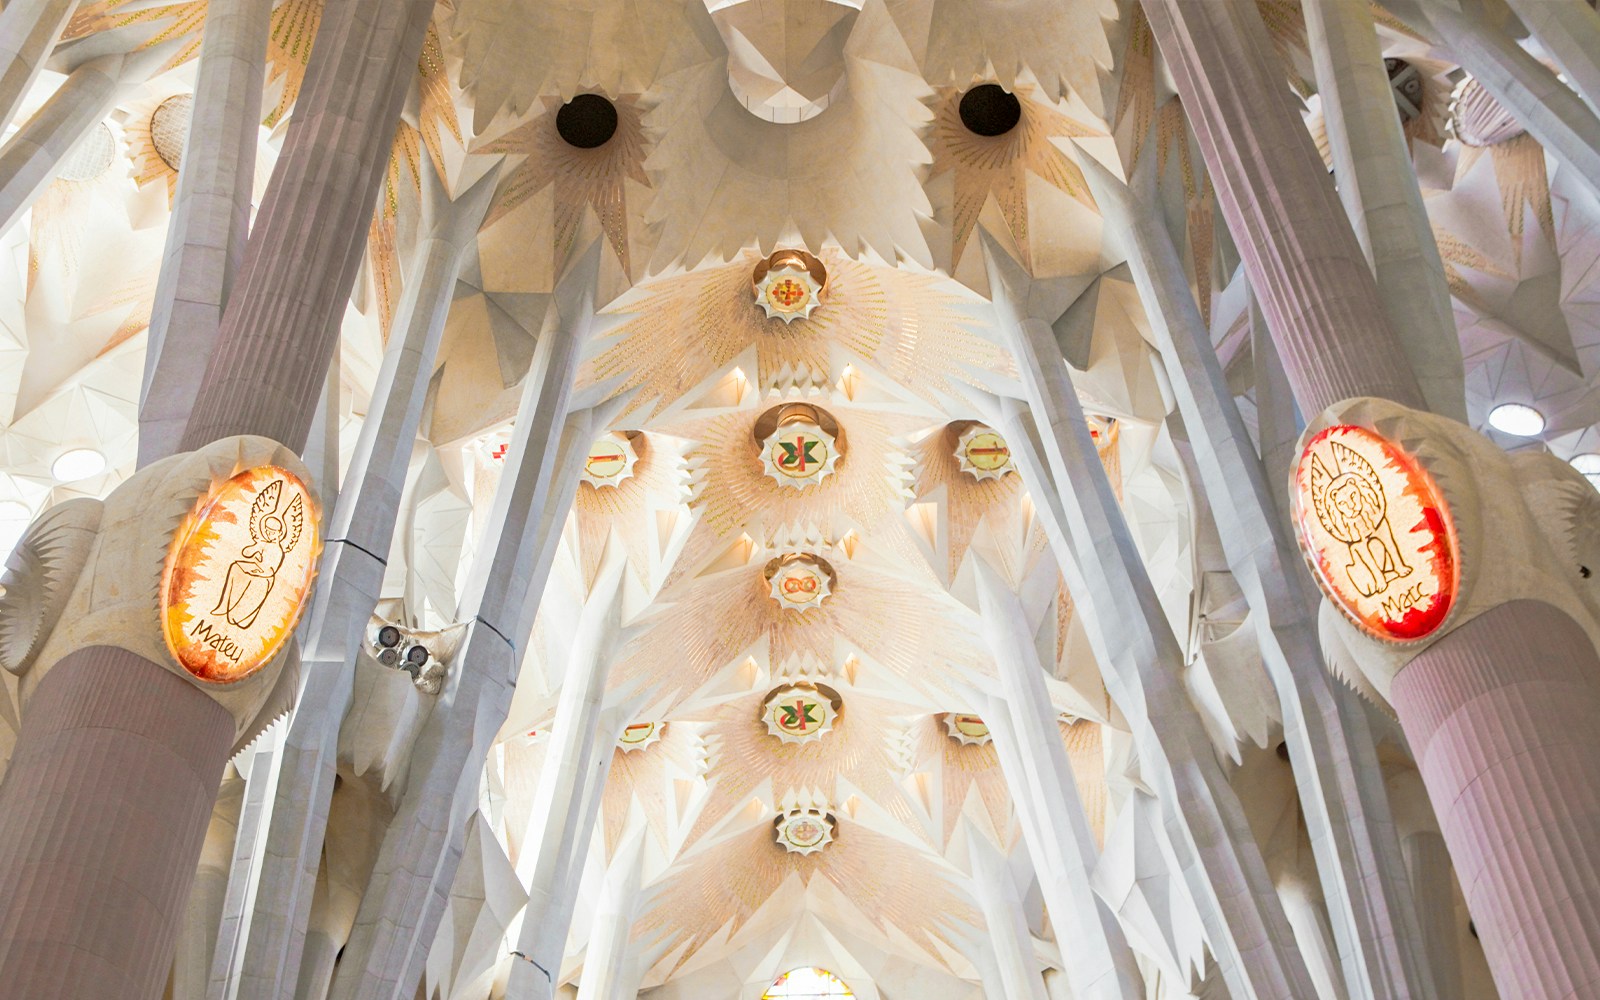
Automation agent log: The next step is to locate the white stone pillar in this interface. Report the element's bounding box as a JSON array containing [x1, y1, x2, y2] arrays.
[[0, 44, 171, 236], [966, 828, 1050, 1000], [172, 767, 245, 1000], [327, 252, 622, 1000], [0, 0, 78, 134], [137, 0, 274, 466], [981, 238, 1318, 1000], [506, 548, 630, 1000], [220, 161, 499, 1000], [1303, 0, 1463, 423], [972, 566, 1142, 1000], [574, 816, 649, 999], [1077, 160, 1439, 1000], [1500, 0, 1600, 121]]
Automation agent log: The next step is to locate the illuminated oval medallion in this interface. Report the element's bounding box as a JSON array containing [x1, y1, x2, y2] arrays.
[[1292, 425, 1457, 642], [766, 553, 835, 611], [618, 720, 663, 752], [943, 712, 992, 745], [955, 424, 1013, 480], [582, 432, 638, 489], [752, 249, 827, 322], [775, 808, 836, 855], [161, 466, 319, 683], [761, 682, 842, 743]]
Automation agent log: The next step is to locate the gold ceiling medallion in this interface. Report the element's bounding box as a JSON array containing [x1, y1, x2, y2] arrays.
[[161, 466, 319, 684], [618, 720, 664, 752], [581, 431, 639, 489], [764, 553, 837, 611], [943, 712, 992, 745], [1291, 425, 1458, 643], [954, 424, 1014, 481], [755, 403, 843, 489], [774, 807, 837, 855], [752, 249, 827, 323], [760, 681, 843, 743]]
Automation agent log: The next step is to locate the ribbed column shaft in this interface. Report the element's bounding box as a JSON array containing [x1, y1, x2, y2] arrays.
[[138, 0, 274, 466], [0, 646, 234, 999], [178, 0, 435, 454], [1303, 0, 1464, 422], [1401, 832, 1462, 999], [172, 766, 244, 1000], [1140, 0, 1427, 417], [0, 0, 77, 133], [1391, 600, 1600, 1000]]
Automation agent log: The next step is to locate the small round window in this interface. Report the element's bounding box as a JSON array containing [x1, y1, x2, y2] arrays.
[[762, 967, 855, 998]]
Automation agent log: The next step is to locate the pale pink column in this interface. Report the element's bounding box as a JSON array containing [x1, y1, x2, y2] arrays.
[[1139, 0, 1427, 417], [1391, 600, 1600, 1000], [0, 646, 234, 997]]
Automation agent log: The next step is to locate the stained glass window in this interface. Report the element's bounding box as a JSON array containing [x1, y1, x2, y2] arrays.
[[761, 967, 855, 998]]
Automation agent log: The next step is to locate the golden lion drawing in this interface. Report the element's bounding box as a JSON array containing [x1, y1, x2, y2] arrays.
[[1308, 442, 1412, 599]]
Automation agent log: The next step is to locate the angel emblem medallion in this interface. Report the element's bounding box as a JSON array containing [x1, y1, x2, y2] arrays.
[[213, 479, 304, 629]]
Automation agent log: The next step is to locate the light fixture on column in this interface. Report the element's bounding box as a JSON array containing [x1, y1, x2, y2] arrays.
[[1571, 453, 1600, 491], [1487, 402, 1545, 436], [755, 402, 844, 488], [51, 448, 105, 482]]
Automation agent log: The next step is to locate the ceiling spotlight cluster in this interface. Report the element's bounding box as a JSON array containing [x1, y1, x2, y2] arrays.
[[368, 621, 447, 694]]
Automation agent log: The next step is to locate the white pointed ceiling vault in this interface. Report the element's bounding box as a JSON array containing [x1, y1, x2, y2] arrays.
[[0, 0, 1593, 998]]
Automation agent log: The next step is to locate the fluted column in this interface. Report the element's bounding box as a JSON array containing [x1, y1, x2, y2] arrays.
[[1303, 0, 1464, 422], [1410, 0, 1600, 200], [973, 566, 1142, 1000], [575, 829, 648, 1000], [0, 46, 170, 236], [226, 159, 499, 1000], [0, 647, 234, 997], [1079, 160, 1437, 1000], [984, 241, 1317, 1000], [328, 259, 617, 999], [138, 0, 274, 465], [966, 829, 1051, 1000], [1390, 600, 1600, 1000], [1140, 0, 1426, 416], [0, 0, 78, 134], [507, 555, 629, 999], [172, 766, 245, 1000], [178, 0, 436, 452]]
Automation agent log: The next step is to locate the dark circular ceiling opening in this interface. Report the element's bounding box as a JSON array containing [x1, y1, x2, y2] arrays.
[[959, 84, 1022, 137], [556, 93, 618, 149]]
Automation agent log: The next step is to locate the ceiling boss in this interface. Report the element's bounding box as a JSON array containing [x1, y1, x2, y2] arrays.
[[760, 682, 843, 744], [161, 466, 319, 684], [1291, 425, 1458, 642], [756, 402, 844, 489], [581, 431, 639, 489], [774, 807, 837, 855], [954, 423, 1014, 481], [765, 553, 836, 611], [752, 248, 827, 322]]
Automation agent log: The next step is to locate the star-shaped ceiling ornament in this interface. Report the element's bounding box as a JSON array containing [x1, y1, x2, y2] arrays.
[[616, 720, 664, 752], [752, 249, 828, 322], [765, 554, 835, 612], [581, 431, 640, 489], [953, 423, 1013, 481], [942, 712, 991, 746], [774, 807, 837, 855], [757, 404, 842, 490], [760, 681, 842, 744]]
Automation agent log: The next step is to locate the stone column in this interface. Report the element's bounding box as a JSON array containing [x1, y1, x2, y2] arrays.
[[327, 258, 620, 1000], [225, 159, 498, 1000], [177, 0, 436, 452], [1391, 600, 1600, 1000], [138, 0, 274, 466], [506, 554, 630, 999], [983, 240, 1318, 1000], [0, 0, 78, 134], [966, 828, 1051, 1000], [1079, 160, 1438, 1000], [1139, 0, 1427, 417], [1407, 0, 1600, 200], [574, 828, 648, 1000], [972, 566, 1143, 1000], [1501, 0, 1600, 118], [1303, 0, 1464, 422], [0, 647, 234, 998], [172, 766, 246, 1000], [0, 45, 171, 236]]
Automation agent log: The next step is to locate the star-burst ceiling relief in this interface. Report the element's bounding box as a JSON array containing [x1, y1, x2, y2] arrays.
[[476, 94, 651, 275], [635, 819, 976, 980], [905, 713, 1013, 848], [927, 83, 1102, 270], [908, 421, 1048, 585], [580, 251, 1010, 419], [601, 719, 705, 857], [572, 430, 693, 597]]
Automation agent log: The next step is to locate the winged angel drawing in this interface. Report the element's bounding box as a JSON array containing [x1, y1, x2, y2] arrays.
[[1308, 442, 1412, 599], [212, 479, 304, 630]]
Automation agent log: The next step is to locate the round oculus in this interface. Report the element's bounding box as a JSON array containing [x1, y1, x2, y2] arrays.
[[1291, 425, 1457, 642], [161, 466, 319, 683], [52, 448, 105, 483], [1487, 402, 1545, 437], [959, 84, 1022, 137], [556, 93, 619, 148]]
